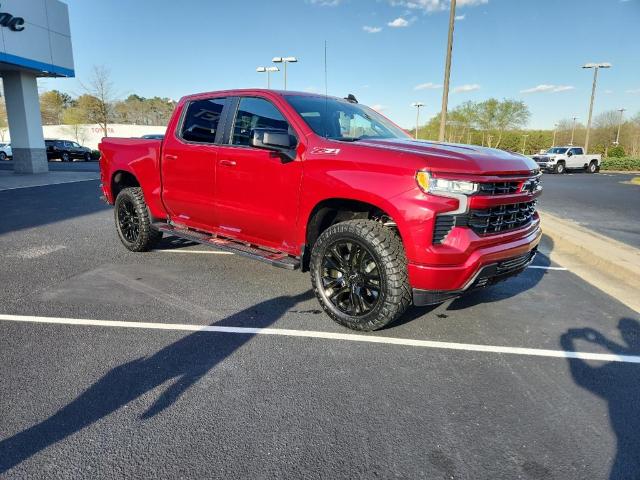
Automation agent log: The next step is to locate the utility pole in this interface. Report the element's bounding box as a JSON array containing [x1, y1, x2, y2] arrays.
[[570, 116, 578, 145], [412, 102, 424, 139], [552, 123, 558, 147], [614, 108, 626, 146], [522, 134, 529, 154], [582, 62, 611, 153], [438, 0, 456, 142]]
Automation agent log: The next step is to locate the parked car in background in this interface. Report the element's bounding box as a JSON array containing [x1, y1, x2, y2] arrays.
[[45, 139, 93, 162], [0, 143, 12, 160], [141, 134, 165, 140], [532, 146, 601, 174]]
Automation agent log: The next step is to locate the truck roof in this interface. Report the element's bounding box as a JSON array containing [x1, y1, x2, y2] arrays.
[[180, 89, 345, 103]]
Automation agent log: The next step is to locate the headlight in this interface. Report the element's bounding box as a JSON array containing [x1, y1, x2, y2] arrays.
[[416, 171, 478, 195]]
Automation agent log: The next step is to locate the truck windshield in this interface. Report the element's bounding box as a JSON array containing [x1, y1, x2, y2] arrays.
[[547, 147, 568, 154], [285, 95, 410, 141]]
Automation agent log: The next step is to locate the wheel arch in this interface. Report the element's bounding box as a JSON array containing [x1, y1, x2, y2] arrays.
[[301, 197, 403, 271], [111, 170, 140, 199]]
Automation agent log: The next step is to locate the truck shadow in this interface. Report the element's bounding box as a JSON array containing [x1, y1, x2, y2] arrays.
[[0, 291, 313, 474], [560, 319, 640, 479]]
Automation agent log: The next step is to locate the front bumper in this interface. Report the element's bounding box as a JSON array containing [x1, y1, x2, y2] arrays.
[[412, 247, 537, 306], [409, 223, 541, 306]]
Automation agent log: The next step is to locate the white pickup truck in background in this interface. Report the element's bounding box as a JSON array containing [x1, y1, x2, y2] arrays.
[[532, 146, 601, 174]]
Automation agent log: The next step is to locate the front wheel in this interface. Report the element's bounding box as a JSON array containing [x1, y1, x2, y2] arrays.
[[555, 162, 566, 174], [61, 152, 70, 162], [310, 219, 411, 331], [84, 152, 91, 162], [114, 187, 162, 252], [0, 152, 6, 161]]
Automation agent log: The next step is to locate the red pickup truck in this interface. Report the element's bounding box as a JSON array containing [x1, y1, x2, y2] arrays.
[[100, 89, 541, 331]]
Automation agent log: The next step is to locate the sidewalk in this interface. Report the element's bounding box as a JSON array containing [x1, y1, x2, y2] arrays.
[[539, 210, 640, 313], [0, 170, 100, 192]]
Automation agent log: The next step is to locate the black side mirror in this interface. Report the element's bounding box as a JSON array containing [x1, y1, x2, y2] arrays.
[[567, 151, 573, 157], [250, 128, 297, 161]]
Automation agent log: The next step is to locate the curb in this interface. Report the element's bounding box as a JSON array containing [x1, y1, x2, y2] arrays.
[[539, 211, 640, 313]]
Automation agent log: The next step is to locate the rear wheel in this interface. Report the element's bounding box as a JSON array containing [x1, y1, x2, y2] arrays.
[[587, 161, 598, 174], [0, 152, 6, 161], [555, 162, 565, 174], [114, 187, 162, 252], [310, 219, 411, 331]]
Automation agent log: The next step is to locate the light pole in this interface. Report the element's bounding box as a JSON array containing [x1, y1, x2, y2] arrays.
[[522, 134, 529, 155], [552, 123, 558, 147], [272, 56, 298, 90], [614, 108, 626, 146], [412, 102, 424, 140], [438, 0, 457, 142], [570, 116, 578, 145], [256, 66, 279, 89], [582, 62, 611, 153]]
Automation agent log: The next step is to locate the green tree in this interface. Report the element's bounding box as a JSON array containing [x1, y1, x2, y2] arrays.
[[61, 106, 89, 144], [40, 90, 73, 125]]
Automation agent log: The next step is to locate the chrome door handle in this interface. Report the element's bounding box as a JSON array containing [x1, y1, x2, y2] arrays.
[[219, 159, 237, 167]]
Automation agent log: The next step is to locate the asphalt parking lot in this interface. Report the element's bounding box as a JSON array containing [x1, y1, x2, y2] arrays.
[[1, 177, 639, 479], [538, 171, 640, 248]]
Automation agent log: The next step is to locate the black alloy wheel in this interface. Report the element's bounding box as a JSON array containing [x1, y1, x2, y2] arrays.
[[117, 198, 141, 243], [321, 239, 382, 316]]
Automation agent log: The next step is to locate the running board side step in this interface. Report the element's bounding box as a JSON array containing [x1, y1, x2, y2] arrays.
[[154, 223, 300, 270]]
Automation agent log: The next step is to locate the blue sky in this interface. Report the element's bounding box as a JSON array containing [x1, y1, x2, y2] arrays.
[[42, 0, 640, 129]]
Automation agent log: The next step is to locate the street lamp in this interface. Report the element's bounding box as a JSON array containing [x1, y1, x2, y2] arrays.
[[272, 56, 298, 90], [570, 116, 579, 146], [412, 102, 425, 140], [438, 0, 457, 142], [522, 134, 529, 155], [582, 62, 611, 153], [552, 123, 558, 147], [614, 108, 626, 146], [256, 66, 279, 89]]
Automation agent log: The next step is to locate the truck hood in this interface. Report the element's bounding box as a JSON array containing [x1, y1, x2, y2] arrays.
[[355, 138, 539, 175]]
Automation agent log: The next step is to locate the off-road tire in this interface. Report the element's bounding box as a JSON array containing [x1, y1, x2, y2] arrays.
[[114, 187, 162, 252], [310, 219, 411, 331], [555, 162, 565, 174], [587, 161, 598, 174]]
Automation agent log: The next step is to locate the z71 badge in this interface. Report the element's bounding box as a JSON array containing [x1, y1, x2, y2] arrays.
[[309, 147, 341, 155]]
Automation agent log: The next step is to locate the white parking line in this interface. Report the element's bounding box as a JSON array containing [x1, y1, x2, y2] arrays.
[[528, 266, 568, 271], [0, 178, 98, 192], [155, 249, 234, 255], [1, 314, 638, 364]]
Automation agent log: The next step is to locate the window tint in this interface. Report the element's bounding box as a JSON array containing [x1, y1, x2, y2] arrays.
[[232, 97, 290, 146], [181, 98, 226, 143], [572, 147, 583, 155]]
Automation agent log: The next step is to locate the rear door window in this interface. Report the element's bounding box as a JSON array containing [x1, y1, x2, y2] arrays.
[[180, 98, 227, 144]]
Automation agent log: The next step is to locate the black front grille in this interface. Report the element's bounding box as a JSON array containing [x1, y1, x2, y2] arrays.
[[477, 176, 541, 195], [465, 200, 537, 235], [478, 181, 520, 195]]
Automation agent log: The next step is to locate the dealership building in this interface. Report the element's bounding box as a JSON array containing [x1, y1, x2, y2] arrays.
[[1, 0, 74, 174]]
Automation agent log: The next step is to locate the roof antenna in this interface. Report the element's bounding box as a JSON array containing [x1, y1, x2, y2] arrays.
[[323, 40, 328, 138]]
